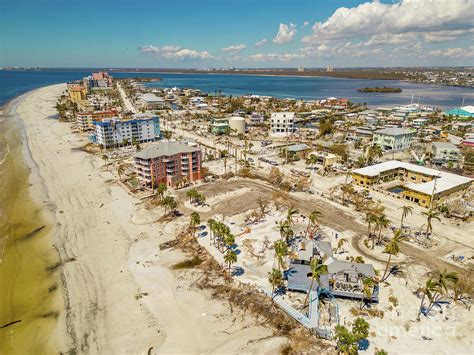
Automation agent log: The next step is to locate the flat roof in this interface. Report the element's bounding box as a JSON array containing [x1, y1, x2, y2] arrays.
[[352, 160, 472, 196], [374, 128, 415, 136], [134, 142, 200, 160], [432, 141, 459, 150]]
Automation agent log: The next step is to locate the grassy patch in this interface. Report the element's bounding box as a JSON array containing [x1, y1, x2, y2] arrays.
[[171, 257, 203, 270]]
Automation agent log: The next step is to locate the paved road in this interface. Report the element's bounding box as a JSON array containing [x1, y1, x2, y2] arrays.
[[117, 82, 138, 114]]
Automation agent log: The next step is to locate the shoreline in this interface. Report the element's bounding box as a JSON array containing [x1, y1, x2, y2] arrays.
[[0, 89, 64, 353], [1, 83, 288, 353]]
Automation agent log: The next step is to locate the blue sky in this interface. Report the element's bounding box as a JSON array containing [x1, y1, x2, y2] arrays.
[[1, 0, 473, 68]]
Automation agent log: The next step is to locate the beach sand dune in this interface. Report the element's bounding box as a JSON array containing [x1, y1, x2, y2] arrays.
[[16, 84, 286, 354]]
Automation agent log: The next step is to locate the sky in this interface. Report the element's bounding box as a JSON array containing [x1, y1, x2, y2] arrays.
[[1, 0, 473, 68]]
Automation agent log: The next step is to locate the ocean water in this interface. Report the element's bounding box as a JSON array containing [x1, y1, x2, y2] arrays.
[[0, 69, 473, 110]]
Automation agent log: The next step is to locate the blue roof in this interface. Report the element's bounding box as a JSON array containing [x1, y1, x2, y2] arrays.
[[445, 108, 474, 117]]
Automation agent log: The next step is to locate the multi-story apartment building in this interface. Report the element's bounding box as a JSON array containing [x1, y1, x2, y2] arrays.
[[76, 110, 118, 132], [372, 127, 415, 151], [431, 142, 461, 167], [271, 112, 295, 135], [134, 142, 202, 188], [67, 84, 87, 103], [352, 160, 472, 208], [93, 114, 160, 148]]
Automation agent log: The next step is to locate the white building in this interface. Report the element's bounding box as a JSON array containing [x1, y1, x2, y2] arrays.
[[229, 116, 246, 134], [373, 127, 416, 151], [271, 112, 296, 135], [431, 142, 460, 167], [94, 113, 161, 148], [139, 93, 166, 110]]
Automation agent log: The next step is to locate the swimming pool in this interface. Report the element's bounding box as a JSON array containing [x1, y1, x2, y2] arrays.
[[387, 186, 405, 194]]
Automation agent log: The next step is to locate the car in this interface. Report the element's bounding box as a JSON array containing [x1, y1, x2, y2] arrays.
[[247, 157, 254, 162]]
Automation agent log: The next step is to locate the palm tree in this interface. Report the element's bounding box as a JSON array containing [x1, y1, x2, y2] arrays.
[[305, 154, 318, 169], [417, 278, 439, 320], [156, 183, 167, 201], [399, 205, 413, 228], [189, 212, 201, 236], [381, 229, 403, 281], [161, 196, 177, 216], [162, 130, 173, 141], [276, 220, 290, 240], [186, 188, 199, 203], [436, 269, 459, 294], [303, 259, 328, 310], [224, 249, 237, 274], [422, 208, 441, 236], [340, 183, 354, 205], [268, 268, 283, 298], [274, 240, 289, 271], [305, 209, 321, 239], [361, 277, 375, 309], [207, 218, 217, 246], [333, 237, 348, 254], [102, 154, 109, 170], [117, 165, 125, 181], [374, 214, 390, 248], [286, 205, 299, 225], [365, 212, 378, 240]]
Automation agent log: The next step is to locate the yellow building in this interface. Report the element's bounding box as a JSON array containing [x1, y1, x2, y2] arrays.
[[68, 85, 87, 103], [352, 160, 472, 208]]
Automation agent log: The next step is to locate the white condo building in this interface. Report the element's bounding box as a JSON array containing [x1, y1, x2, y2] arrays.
[[271, 112, 296, 135], [93, 113, 161, 148], [373, 127, 415, 152]]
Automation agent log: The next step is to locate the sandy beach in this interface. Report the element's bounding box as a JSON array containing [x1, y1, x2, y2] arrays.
[[4, 84, 288, 353]]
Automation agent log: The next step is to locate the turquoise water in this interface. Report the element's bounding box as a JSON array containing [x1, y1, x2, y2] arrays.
[[1, 69, 473, 109]]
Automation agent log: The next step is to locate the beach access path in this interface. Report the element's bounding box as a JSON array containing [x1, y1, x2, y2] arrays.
[[16, 84, 286, 354]]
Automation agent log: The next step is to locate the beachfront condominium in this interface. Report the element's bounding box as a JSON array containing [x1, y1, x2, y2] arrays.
[[134, 142, 202, 188], [271, 112, 296, 135], [67, 84, 87, 103], [76, 109, 118, 132], [93, 113, 160, 148], [372, 127, 416, 152]]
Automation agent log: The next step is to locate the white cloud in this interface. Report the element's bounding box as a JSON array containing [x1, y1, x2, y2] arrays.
[[302, 0, 474, 44], [303, 21, 309, 27], [222, 44, 246, 52], [429, 46, 474, 58], [363, 33, 418, 46], [273, 23, 297, 44], [423, 29, 474, 43], [255, 38, 268, 47], [140, 45, 211, 60], [248, 52, 305, 62]]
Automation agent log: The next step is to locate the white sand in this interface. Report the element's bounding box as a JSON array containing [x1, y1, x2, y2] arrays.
[[16, 84, 287, 354]]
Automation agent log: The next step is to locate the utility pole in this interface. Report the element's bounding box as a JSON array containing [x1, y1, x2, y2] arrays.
[[429, 173, 440, 209]]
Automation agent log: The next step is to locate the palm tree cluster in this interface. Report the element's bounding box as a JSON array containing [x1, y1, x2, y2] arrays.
[[161, 195, 177, 216], [334, 317, 370, 355], [207, 219, 236, 253], [186, 188, 206, 205], [417, 269, 460, 320], [208, 219, 238, 274], [357, 143, 383, 167], [189, 212, 201, 236], [305, 154, 319, 169], [365, 210, 391, 249]]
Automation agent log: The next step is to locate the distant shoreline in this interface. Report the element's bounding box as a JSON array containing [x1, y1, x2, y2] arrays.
[[112, 68, 409, 81]]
